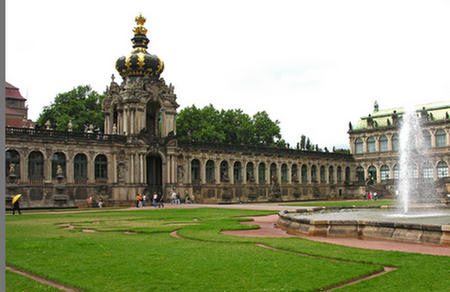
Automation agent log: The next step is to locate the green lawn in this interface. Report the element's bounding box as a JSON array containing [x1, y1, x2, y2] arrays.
[[280, 200, 396, 207], [5, 208, 449, 291]]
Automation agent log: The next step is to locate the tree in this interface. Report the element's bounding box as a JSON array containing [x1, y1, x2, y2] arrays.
[[300, 135, 306, 150], [176, 104, 283, 146], [305, 138, 311, 151], [36, 85, 104, 132]]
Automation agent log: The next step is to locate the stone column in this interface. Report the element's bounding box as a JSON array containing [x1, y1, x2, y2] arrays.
[[215, 159, 221, 184], [123, 109, 129, 135], [66, 156, 74, 184], [276, 163, 281, 184], [287, 163, 292, 184], [431, 129, 437, 147], [87, 152, 95, 183], [112, 152, 117, 184], [44, 150, 52, 183], [200, 159, 206, 184], [242, 161, 247, 185], [130, 153, 135, 183], [20, 149, 27, 184]]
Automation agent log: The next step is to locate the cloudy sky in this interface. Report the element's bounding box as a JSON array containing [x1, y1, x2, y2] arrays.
[[6, 0, 450, 148]]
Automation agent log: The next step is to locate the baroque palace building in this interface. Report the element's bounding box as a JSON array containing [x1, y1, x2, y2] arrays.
[[5, 15, 450, 208], [348, 101, 450, 199]]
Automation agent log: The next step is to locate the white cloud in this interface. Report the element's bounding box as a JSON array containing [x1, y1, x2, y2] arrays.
[[6, 0, 450, 149]]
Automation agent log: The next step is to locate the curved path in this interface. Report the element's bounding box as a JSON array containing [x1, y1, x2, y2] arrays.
[[222, 214, 450, 256]]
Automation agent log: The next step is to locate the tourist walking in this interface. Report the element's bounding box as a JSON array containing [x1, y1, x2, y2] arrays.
[[139, 194, 144, 208], [153, 192, 158, 208], [142, 194, 147, 207], [176, 193, 181, 204], [171, 190, 177, 204], [157, 193, 164, 208], [12, 195, 21, 215], [135, 194, 140, 208]]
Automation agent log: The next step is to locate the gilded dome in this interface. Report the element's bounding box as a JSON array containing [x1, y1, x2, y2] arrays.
[[115, 14, 164, 78]]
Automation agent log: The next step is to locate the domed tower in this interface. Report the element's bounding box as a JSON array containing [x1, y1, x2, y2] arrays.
[[103, 14, 178, 137]]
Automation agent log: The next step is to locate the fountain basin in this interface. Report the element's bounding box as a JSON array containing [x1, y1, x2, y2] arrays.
[[278, 207, 450, 246]]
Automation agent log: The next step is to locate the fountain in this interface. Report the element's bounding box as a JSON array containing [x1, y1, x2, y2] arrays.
[[277, 107, 450, 245]]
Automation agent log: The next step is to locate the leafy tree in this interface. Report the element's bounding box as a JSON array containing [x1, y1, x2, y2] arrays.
[[36, 85, 104, 132], [300, 135, 306, 150], [305, 138, 311, 151], [176, 104, 282, 146]]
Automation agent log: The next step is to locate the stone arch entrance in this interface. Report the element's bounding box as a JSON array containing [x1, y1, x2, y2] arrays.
[[146, 154, 163, 195]]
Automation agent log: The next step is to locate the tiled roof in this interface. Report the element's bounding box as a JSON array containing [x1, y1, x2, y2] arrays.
[[352, 101, 450, 130], [5, 82, 26, 100]]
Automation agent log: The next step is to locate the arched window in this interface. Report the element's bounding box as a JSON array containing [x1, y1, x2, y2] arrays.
[[270, 163, 277, 182], [437, 161, 448, 178], [246, 162, 254, 182], [393, 164, 399, 180], [28, 151, 44, 179], [94, 154, 107, 179], [379, 135, 388, 152], [291, 164, 298, 182], [368, 165, 377, 182], [380, 165, 390, 182], [191, 159, 200, 182], [258, 163, 266, 183], [52, 152, 66, 178], [220, 161, 229, 182], [392, 134, 399, 152], [435, 129, 446, 147], [345, 167, 350, 183], [206, 160, 215, 183], [408, 163, 418, 178], [6, 150, 20, 177], [74, 153, 87, 180], [422, 161, 433, 179], [281, 164, 288, 182], [337, 166, 342, 183], [367, 137, 376, 153], [320, 166, 326, 183], [311, 165, 317, 183], [356, 166, 364, 182], [328, 166, 334, 183], [301, 165, 308, 183], [233, 161, 242, 183], [355, 138, 363, 154], [422, 130, 431, 148]]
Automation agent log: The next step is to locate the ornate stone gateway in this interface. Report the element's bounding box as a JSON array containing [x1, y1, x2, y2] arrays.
[[146, 154, 163, 196]]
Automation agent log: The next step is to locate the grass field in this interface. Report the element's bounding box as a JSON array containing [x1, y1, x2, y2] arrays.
[[5, 208, 449, 292], [280, 200, 396, 207]]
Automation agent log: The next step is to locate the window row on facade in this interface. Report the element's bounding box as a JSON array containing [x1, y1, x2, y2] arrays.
[[354, 129, 448, 154], [355, 161, 449, 182], [189, 159, 352, 185], [6, 150, 108, 181]]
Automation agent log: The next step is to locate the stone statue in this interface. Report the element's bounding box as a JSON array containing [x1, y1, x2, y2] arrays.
[[112, 123, 117, 134], [88, 124, 94, 133], [56, 164, 63, 177], [374, 100, 379, 112], [68, 120, 73, 132], [419, 107, 428, 120], [45, 120, 51, 130], [177, 166, 184, 181], [9, 163, 15, 176], [367, 114, 374, 128], [391, 110, 398, 125]]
